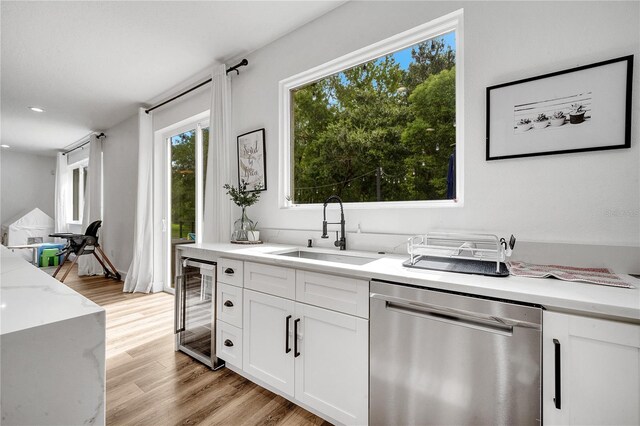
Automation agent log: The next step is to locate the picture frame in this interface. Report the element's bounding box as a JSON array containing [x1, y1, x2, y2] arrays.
[[237, 128, 266, 191], [486, 55, 633, 161]]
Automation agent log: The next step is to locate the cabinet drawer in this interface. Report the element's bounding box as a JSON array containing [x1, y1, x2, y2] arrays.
[[216, 320, 243, 369], [244, 262, 296, 299], [217, 258, 243, 287], [217, 283, 243, 328], [296, 271, 369, 318]]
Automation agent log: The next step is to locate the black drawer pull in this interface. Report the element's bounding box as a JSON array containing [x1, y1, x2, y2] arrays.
[[224, 339, 234, 347], [285, 315, 292, 354], [294, 318, 301, 357], [224, 268, 234, 275], [553, 338, 561, 410], [224, 300, 234, 307]]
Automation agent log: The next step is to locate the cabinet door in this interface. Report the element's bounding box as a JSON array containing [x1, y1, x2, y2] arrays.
[[543, 311, 640, 426], [294, 303, 368, 426], [243, 289, 295, 397]]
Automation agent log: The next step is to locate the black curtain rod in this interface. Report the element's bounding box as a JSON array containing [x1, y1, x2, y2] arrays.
[[145, 59, 248, 114], [62, 133, 105, 156]]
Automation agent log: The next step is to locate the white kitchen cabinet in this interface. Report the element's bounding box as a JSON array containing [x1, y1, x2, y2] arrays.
[[543, 311, 640, 426], [243, 289, 295, 397], [294, 302, 368, 425], [242, 277, 369, 424], [244, 261, 296, 299], [296, 270, 369, 318]]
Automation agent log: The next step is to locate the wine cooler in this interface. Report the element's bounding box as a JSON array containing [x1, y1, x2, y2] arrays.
[[175, 257, 224, 369]]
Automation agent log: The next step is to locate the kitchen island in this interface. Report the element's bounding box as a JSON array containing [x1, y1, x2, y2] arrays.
[[0, 246, 106, 425]]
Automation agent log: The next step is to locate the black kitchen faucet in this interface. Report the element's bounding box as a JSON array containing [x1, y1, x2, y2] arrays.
[[321, 195, 346, 250]]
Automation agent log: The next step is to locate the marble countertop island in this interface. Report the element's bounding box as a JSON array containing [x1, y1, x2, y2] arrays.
[[1, 246, 106, 425]]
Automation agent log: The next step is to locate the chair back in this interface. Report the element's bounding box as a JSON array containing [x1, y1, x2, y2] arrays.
[[85, 220, 102, 238]]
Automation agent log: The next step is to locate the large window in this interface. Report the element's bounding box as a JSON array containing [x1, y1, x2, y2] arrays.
[[280, 11, 462, 206]]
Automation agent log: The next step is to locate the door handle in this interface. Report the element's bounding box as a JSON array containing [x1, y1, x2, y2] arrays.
[[224, 300, 234, 307], [382, 298, 514, 336], [371, 293, 540, 334], [224, 339, 234, 347], [553, 338, 561, 409], [224, 267, 234, 275], [294, 318, 301, 357], [174, 276, 185, 334], [285, 315, 292, 354]]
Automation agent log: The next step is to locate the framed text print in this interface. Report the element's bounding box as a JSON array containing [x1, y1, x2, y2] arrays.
[[237, 128, 266, 191]]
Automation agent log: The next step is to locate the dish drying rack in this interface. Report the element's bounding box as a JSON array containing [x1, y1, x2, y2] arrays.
[[406, 232, 515, 275]]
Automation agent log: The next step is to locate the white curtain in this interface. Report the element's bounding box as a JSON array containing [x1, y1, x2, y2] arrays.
[[54, 152, 69, 236], [124, 108, 154, 293], [203, 64, 234, 243], [77, 135, 104, 276]]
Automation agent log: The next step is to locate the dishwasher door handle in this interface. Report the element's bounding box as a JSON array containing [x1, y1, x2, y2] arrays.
[[371, 293, 523, 336]]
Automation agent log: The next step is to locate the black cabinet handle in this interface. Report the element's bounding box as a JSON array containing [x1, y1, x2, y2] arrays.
[[294, 318, 301, 357], [224, 339, 234, 347], [285, 315, 292, 353], [553, 338, 561, 410], [224, 267, 234, 275], [224, 300, 234, 307]]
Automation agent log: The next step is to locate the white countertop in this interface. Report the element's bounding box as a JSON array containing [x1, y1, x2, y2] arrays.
[[0, 246, 104, 335], [179, 242, 640, 322]]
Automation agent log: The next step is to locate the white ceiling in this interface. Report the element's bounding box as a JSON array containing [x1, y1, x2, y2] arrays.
[[1, 1, 344, 155]]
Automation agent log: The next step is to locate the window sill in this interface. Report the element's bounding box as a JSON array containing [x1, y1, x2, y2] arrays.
[[281, 198, 463, 210]]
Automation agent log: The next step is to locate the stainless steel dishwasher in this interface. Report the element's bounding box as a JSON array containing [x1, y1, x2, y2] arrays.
[[370, 280, 542, 425]]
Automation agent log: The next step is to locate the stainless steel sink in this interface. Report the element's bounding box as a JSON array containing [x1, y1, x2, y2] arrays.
[[275, 249, 377, 265]]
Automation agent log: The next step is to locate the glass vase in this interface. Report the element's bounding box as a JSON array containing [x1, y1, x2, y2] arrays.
[[232, 207, 254, 241]]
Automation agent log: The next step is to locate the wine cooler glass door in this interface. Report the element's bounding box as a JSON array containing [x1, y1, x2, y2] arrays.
[[176, 259, 217, 367]]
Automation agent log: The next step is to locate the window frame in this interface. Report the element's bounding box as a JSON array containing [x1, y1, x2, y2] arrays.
[[68, 158, 88, 224], [278, 9, 464, 210]]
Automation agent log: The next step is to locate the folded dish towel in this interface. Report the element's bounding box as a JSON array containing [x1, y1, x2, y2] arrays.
[[507, 261, 636, 289]]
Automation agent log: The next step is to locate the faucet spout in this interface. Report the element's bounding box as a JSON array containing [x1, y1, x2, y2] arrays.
[[322, 195, 346, 250]]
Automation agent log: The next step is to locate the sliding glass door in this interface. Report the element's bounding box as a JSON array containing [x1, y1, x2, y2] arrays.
[[163, 118, 209, 293]]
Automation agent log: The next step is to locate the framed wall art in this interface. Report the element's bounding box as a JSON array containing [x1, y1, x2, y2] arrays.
[[486, 55, 633, 160], [237, 128, 266, 191]]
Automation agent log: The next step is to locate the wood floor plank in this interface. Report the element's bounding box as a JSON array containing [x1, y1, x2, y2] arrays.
[[58, 264, 332, 425]]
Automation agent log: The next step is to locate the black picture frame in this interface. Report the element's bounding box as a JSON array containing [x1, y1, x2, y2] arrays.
[[486, 55, 633, 161], [237, 128, 267, 191]]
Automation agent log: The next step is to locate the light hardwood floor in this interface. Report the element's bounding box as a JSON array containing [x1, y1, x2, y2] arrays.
[[62, 266, 332, 426]]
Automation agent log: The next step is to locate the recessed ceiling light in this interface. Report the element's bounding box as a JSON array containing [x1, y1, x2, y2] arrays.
[[28, 106, 45, 113], [1, 144, 10, 148]]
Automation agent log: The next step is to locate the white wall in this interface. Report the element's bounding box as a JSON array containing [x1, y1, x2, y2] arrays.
[[0, 150, 56, 224], [102, 114, 138, 273], [229, 1, 639, 248]]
